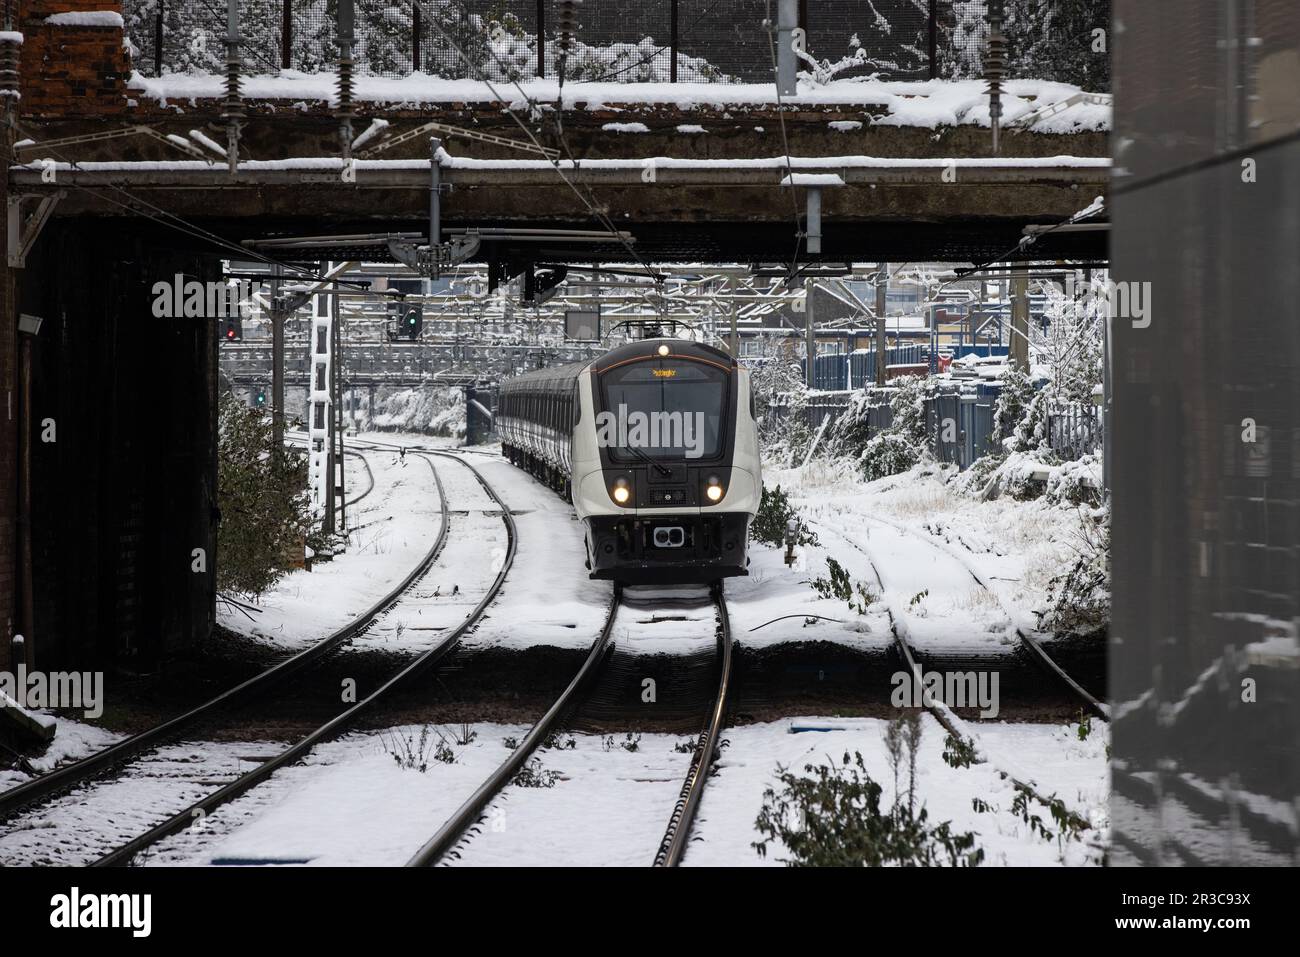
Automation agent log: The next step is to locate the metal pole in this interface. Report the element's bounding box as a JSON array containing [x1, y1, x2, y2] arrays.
[[804, 279, 816, 389], [281, 0, 291, 70], [334, 298, 346, 531], [875, 263, 887, 386], [728, 278, 739, 357], [223, 0, 242, 174], [337, 0, 355, 160], [927, 0, 937, 80], [1010, 268, 1029, 373], [271, 264, 285, 449], [986, 0, 1006, 155], [155, 0, 165, 77], [536, 0, 546, 78], [412, 2, 421, 73], [776, 0, 798, 96], [430, 136, 442, 249], [322, 292, 337, 537], [669, 0, 679, 82], [805, 187, 822, 255]]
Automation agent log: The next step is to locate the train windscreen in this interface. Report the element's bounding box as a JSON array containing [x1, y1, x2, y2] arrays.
[[599, 359, 727, 461]]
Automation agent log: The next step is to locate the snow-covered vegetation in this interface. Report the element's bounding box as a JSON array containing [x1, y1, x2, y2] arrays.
[[345, 386, 466, 438]]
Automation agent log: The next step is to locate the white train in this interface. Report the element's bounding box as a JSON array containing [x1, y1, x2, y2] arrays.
[[497, 338, 762, 584]]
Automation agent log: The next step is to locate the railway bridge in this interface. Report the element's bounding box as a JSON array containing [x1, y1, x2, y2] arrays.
[[0, 0, 1110, 674]]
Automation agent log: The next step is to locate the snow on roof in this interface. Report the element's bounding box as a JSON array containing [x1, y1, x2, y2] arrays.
[[780, 172, 846, 187], [124, 72, 1110, 133]]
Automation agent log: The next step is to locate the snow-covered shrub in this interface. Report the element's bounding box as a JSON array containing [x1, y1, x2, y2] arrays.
[[752, 750, 984, 867], [1038, 507, 1110, 636], [349, 386, 466, 438], [216, 393, 316, 598], [1045, 452, 1102, 506], [854, 375, 933, 481], [1008, 389, 1053, 454], [749, 352, 811, 465], [860, 431, 923, 481], [811, 556, 875, 615], [752, 485, 818, 547], [993, 366, 1036, 441]]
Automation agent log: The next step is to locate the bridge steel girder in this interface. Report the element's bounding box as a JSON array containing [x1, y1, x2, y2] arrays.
[[8, 160, 1110, 264]]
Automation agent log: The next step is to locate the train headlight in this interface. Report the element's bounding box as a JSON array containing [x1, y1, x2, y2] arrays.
[[657, 344, 670, 356], [612, 478, 631, 505], [705, 477, 724, 502]]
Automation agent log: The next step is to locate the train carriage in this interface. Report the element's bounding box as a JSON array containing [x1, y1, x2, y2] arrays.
[[498, 338, 762, 584]]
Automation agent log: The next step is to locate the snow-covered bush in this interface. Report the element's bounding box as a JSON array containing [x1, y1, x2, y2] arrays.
[[216, 393, 316, 598], [1038, 506, 1110, 636], [855, 375, 934, 481], [1008, 389, 1053, 455], [860, 431, 924, 481], [752, 749, 984, 867], [349, 386, 465, 438], [993, 366, 1036, 441], [749, 350, 811, 466], [1045, 451, 1102, 506], [752, 485, 818, 547]]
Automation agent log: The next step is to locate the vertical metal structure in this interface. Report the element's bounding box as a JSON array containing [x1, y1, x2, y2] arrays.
[[803, 279, 816, 389], [308, 282, 334, 532], [333, 292, 346, 531], [270, 264, 285, 450], [985, 0, 1006, 155], [776, 0, 798, 96], [281, 0, 292, 70], [222, 0, 243, 173], [669, 0, 679, 82], [875, 263, 888, 386], [927, 0, 937, 80], [1009, 269, 1029, 372], [337, 0, 356, 160]]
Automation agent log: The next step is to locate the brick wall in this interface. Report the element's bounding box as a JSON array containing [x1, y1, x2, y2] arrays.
[[19, 1, 129, 118]]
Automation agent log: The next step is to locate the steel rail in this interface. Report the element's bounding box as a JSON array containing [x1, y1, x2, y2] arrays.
[[652, 585, 733, 867], [0, 455, 450, 823], [861, 511, 1109, 722], [94, 451, 516, 866], [406, 586, 622, 867]]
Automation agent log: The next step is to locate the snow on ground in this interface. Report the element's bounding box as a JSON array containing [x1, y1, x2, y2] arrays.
[[0, 738, 279, 866], [687, 714, 1107, 867], [770, 459, 1087, 633], [117, 716, 1104, 867], [143, 725, 528, 867], [221, 444, 445, 650], [446, 731, 692, 867], [0, 718, 123, 793], [460, 456, 614, 652]]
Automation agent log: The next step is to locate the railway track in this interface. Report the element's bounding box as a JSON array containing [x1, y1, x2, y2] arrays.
[[87, 451, 517, 866], [0, 453, 450, 827], [407, 584, 733, 868], [859, 511, 1108, 721]]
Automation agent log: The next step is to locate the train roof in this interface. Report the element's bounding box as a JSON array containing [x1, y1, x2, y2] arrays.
[[500, 337, 737, 391]]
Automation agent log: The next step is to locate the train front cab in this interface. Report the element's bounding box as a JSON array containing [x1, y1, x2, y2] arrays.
[[574, 340, 761, 586]]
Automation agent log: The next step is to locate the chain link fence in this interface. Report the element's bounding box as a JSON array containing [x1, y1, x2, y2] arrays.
[[124, 0, 1110, 88]]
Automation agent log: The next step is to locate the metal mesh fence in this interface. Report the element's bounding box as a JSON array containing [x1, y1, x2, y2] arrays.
[[122, 1, 1110, 89]]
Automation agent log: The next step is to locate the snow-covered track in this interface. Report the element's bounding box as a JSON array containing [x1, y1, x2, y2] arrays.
[[860, 511, 1108, 722], [405, 587, 623, 867], [0, 454, 451, 826], [90, 452, 516, 867], [652, 585, 733, 867]]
